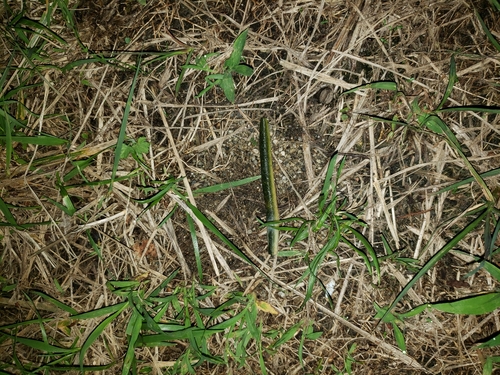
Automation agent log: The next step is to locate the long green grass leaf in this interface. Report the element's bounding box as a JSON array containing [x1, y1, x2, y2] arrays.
[[347, 227, 380, 279], [319, 153, 338, 213], [475, 332, 500, 349], [437, 106, 500, 114], [431, 293, 500, 315], [269, 321, 301, 350], [183, 199, 265, 277], [476, 10, 500, 52], [122, 309, 142, 375], [436, 55, 457, 111], [111, 57, 142, 185], [437, 167, 500, 194], [378, 208, 489, 325], [341, 81, 397, 96], [0, 196, 19, 227], [0, 135, 68, 146], [79, 302, 129, 370], [425, 115, 494, 202], [71, 301, 128, 320], [0, 318, 52, 330], [31, 291, 77, 315], [193, 175, 261, 196], [9, 335, 78, 354], [301, 231, 341, 308]]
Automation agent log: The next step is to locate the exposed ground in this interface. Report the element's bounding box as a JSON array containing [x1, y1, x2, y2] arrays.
[[1, 0, 500, 374]]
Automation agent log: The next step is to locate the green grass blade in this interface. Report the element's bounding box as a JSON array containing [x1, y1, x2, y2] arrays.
[[111, 57, 142, 185], [233, 64, 253, 76], [436, 55, 457, 111], [347, 227, 380, 280], [183, 199, 265, 276], [437, 106, 500, 114], [0, 196, 19, 227], [475, 332, 500, 349], [16, 17, 67, 45], [224, 29, 248, 69], [378, 207, 489, 325], [148, 268, 179, 298], [66, 170, 140, 188], [63, 157, 96, 182], [138, 327, 224, 344], [424, 115, 494, 202], [490, 0, 500, 10], [0, 135, 69, 146], [210, 309, 246, 330], [2, 104, 12, 176], [341, 81, 397, 96], [122, 309, 142, 375], [300, 231, 341, 308], [392, 323, 407, 353], [476, 10, 500, 52], [8, 335, 78, 354], [79, 302, 129, 370], [437, 167, 500, 194], [0, 318, 52, 330], [31, 291, 78, 315], [71, 301, 128, 320], [220, 71, 235, 102], [193, 175, 261, 196], [319, 153, 338, 213], [260, 118, 280, 256], [269, 321, 302, 350], [430, 293, 500, 315]]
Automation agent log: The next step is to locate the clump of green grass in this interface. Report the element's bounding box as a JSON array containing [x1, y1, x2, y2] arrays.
[[0, 269, 322, 374], [341, 52, 500, 373], [277, 152, 380, 307], [175, 29, 254, 103]]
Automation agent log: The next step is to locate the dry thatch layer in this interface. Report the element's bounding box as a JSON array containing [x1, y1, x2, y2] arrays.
[[1, 0, 500, 374]]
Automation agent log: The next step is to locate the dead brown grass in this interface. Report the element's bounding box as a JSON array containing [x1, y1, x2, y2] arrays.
[[1, 0, 500, 374]]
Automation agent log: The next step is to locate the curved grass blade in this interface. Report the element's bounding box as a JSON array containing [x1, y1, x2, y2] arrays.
[[78, 301, 129, 371], [31, 291, 77, 315], [430, 292, 500, 315], [182, 199, 267, 279], [259, 118, 279, 256], [437, 106, 500, 114], [300, 230, 341, 309], [475, 332, 500, 349], [423, 115, 494, 202], [437, 167, 500, 194], [111, 57, 142, 186], [377, 207, 489, 326], [476, 10, 500, 52], [0, 135, 68, 146], [71, 301, 128, 320], [0, 196, 19, 228], [436, 55, 457, 111]]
